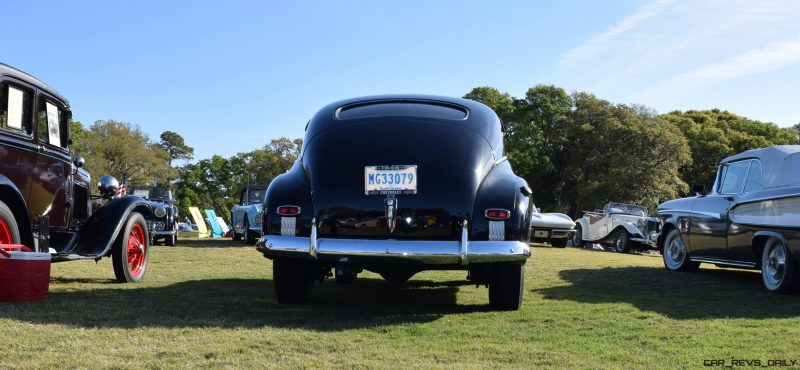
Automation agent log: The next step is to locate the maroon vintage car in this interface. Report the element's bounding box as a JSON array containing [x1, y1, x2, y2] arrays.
[[0, 63, 155, 282]]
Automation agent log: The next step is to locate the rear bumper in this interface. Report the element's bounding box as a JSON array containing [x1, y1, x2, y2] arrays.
[[255, 235, 531, 265], [532, 228, 574, 240]]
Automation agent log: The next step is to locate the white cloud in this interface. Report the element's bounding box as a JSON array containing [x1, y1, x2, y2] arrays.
[[557, 0, 674, 65], [669, 35, 800, 85]]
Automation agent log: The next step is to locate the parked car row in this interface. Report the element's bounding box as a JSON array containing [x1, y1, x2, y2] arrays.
[[3, 62, 798, 310]]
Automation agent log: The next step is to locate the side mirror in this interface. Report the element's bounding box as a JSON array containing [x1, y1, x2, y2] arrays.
[[97, 175, 120, 199], [73, 156, 85, 168], [692, 184, 706, 197]]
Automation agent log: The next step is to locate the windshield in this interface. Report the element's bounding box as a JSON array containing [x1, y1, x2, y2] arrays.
[[131, 187, 170, 201], [247, 189, 266, 204], [605, 202, 648, 217]]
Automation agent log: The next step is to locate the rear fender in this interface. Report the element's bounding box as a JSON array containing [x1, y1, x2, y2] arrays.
[[0, 175, 34, 248], [472, 161, 531, 242], [264, 161, 313, 236], [73, 196, 153, 257]]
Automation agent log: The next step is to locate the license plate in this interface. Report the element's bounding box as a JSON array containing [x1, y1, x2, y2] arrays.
[[534, 230, 549, 238], [364, 165, 417, 195]]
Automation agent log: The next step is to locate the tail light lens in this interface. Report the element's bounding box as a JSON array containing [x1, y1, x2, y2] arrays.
[[277, 205, 301, 216], [485, 208, 510, 220]]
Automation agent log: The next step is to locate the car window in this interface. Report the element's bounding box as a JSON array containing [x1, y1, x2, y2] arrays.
[[337, 102, 468, 120], [0, 83, 33, 134], [37, 98, 69, 149], [719, 161, 751, 194], [743, 160, 763, 193], [247, 189, 265, 204]]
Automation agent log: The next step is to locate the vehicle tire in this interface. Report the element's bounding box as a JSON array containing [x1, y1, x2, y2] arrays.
[[165, 222, 177, 246], [761, 237, 799, 293], [379, 270, 416, 283], [273, 258, 313, 304], [0, 201, 21, 245], [112, 212, 149, 283], [551, 239, 568, 248], [614, 230, 631, 253], [488, 263, 524, 310], [232, 228, 242, 241], [662, 228, 699, 272], [243, 217, 256, 244], [572, 225, 584, 248]]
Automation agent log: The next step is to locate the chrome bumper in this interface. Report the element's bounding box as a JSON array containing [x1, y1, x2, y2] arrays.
[[255, 235, 531, 265]]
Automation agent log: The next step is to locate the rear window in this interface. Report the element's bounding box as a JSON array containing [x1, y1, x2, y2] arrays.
[[336, 101, 468, 120]]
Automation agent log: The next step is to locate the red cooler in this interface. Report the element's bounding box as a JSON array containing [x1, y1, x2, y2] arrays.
[[0, 245, 51, 301]]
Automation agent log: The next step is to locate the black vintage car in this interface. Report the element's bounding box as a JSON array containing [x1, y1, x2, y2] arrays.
[[656, 145, 800, 292], [129, 186, 179, 246], [0, 63, 155, 282], [256, 95, 534, 310]]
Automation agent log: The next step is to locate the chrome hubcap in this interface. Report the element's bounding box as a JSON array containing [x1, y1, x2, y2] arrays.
[[764, 240, 786, 288], [665, 233, 685, 269]]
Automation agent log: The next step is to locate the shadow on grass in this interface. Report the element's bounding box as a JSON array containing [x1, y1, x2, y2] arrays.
[[163, 237, 253, 248], [0, 277, 488, 330], [535, 266, 800, 320]]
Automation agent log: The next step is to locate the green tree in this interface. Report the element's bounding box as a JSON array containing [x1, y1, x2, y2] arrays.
[[70, 120, 90, 157], [159, 130, 194, 166], [82, 120, 177, 186], [661, 110, 799, 189]]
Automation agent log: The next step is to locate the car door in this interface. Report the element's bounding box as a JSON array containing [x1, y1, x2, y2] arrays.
[[0, 79, 37, 207], [30, 93, 72, 230], [688, 160, 750, 258], [727, 160, 762, 262]]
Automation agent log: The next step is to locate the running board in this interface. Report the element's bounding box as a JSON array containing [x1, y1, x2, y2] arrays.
[[51, 254, 99, 263], [689, 256, 757, 268]]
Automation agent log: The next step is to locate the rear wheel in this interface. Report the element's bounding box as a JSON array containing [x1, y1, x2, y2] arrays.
[[662, 228, 699, 272], [614, 230, 631, 253], [112, 212, 149, 283], [488, 263, 524, 310], [761, 238, 799, 293], [244, 217, 257, 244], [572, 225, 584, 248], [0, 201, 21, 245], [551, 239, 567, 248], [273, 258, 314, 303]]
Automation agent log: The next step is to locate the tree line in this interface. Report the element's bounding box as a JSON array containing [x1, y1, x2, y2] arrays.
[[70, 85, 799, 222]]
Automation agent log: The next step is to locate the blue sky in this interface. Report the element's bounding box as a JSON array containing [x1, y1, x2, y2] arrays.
[[2, 0, 799, 160]]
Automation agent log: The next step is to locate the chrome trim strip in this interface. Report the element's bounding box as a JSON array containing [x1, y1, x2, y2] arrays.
[[657, 209, 722, 219], [689, 256, 756, 268], [494, 156, 508, 165]]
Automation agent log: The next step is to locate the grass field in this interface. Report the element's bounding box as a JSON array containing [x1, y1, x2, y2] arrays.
[[2, 239, 800, 369]]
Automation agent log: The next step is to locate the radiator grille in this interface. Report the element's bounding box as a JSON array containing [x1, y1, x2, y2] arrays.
[[73, 184, 89, 220]]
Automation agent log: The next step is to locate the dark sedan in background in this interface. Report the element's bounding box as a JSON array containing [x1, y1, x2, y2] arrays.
[[256, 95, 534, 310], [656, 145, 800, 293]]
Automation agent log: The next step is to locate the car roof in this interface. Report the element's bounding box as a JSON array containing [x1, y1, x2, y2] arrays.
[[0, 62, 69, 106], [720, 145, 800, 188]]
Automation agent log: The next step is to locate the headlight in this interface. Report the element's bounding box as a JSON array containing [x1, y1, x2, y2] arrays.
[[154, 206, 167, 218], [637, 218, 646, 228]]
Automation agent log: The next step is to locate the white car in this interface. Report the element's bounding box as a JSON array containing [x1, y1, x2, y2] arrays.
[[530, 207, 576, 248], [573, 202, 659, 252]]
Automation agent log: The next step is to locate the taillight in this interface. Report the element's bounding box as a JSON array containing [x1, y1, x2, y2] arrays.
[[276, 205, 301, 216], [485, 208, 510, 220]]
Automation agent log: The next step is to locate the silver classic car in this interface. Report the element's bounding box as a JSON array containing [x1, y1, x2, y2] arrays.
[[573, 202, 660, 252], [530, 206, 575, 248]]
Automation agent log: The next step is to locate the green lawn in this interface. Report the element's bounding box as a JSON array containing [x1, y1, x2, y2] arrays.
[[2, 239, 800, 369]]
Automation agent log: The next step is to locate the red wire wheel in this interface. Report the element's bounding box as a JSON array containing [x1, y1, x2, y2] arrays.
[[0, 217, 12, 245], [126, 223, 147, 277], [112, 212, 149, 283]]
